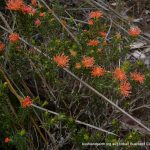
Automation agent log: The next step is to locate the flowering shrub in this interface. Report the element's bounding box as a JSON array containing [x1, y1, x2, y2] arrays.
[[0, 0, 150, 149]]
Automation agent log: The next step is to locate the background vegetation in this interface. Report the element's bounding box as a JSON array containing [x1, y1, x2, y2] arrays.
[[0, 0, 150, 149]]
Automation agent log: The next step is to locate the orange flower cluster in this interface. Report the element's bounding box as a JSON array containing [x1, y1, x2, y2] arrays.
[[113, 68, 132, 97], [113, 68, 127, 81], [128, 26, 141, 37], [99, 31, 107, 38], [53, 53, 69, 67], [21, 5, 36, 15], [34, 18, 41, 27], [130, 72, 145, 84], [6, 0, 24, 11], [6, 0, 36, 15], [88, 20, 94, 25], [119, 82, 132, 97], [91, 66, 105, 77], [82, 56, 95, 68], [39, 12, 46, 17], [4, 137, 11, 143], [89, 11, 103, 19], [87, 40, 99, 46], [22, 96, 32, 108], [0, 42, 5, 52], [9, 33, 20, 43]]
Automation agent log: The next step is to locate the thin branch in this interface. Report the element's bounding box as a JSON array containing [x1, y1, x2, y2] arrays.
[[130, 105, 150, 112], [0, 12, 12, 32], [0, 67, 23, 102], [32, 104, 117, 136]]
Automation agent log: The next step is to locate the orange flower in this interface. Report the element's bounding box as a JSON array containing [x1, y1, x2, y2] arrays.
[[31, 0, 37, 7], [119, 82, 132, 97], [75, 63, 81, 69], [99, 31, 107, 38], [87, 40, 99, 46], [21, 4, 36, 15], [0, 42, 5, 52], [113, 68, 127, 81], [70, 50, 77, 57], [34, 18, 41, 27], [128, 26, 141, 37], [89, 11, 103, 19], [53, 53, 69, 67], [22, 96, 32, 108], [6, 0, 23, 11], [130, 72, 145, 84], [9, 33, 20, 43], [39, 12, 46, 17], [4, 137, 11, 143], [91, 66, 105, 77], [82, 56, 95, 68], [88, 20, 94, 25]]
